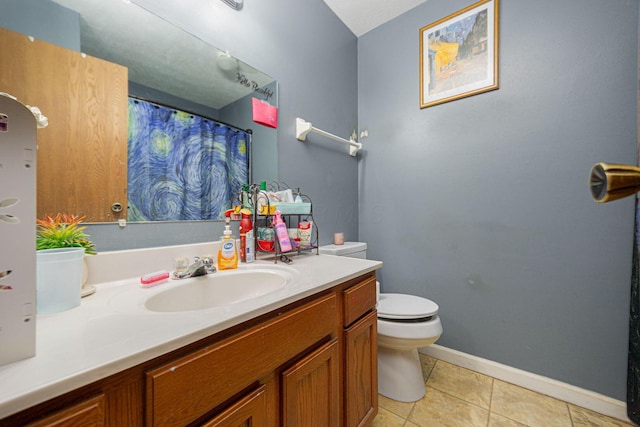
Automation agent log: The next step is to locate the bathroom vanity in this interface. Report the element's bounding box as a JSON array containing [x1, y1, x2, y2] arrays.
[[0, 245, 381, 427]]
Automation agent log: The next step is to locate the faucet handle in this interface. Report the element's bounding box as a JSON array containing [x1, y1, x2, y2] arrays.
[[173, 256, 190, 276], [201, 255, 216, 274]]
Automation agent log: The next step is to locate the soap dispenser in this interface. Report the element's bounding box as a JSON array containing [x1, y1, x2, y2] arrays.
[[218, 209, 238, 270]]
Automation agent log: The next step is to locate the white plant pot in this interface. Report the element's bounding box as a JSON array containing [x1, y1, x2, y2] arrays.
[[36, 248, 85, 315]]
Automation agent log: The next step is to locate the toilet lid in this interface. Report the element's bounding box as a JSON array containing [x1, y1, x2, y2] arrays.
[[378, 293, 439, 320]]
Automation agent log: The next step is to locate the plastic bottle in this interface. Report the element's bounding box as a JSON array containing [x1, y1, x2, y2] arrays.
[[218, 210, 238, 270], [245, 229, 255, 263], [239, 208, 253, 263], [298, 221, 312, 248], [241, 184, 251, 210], [272, 210, 293, 252]]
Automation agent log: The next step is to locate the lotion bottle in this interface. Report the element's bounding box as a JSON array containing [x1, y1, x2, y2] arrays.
[[272, 210, 293, 252], [245, 228, 255, 263], [218, 210, 238, 270]]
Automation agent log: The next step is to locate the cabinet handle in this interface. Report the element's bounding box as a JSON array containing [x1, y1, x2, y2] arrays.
[[111, 202, 123, 213]]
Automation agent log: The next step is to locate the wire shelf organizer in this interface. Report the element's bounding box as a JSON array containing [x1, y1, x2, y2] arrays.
[[248, 181, 319, 263]]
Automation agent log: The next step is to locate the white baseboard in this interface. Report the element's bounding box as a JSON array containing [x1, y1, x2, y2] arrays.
[[419, 344, 631, 423]]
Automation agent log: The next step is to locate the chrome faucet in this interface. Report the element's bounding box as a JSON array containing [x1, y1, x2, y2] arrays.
[[174, 256, 216, 279]]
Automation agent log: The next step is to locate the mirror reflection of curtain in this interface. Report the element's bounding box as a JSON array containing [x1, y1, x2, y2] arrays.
[[127, 98, 250, 221]]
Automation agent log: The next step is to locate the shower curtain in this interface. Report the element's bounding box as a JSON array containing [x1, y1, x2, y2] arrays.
[[127, 98, 250, 221]]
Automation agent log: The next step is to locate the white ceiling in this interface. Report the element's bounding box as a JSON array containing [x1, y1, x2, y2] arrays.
[[323, 0, 427, 37]]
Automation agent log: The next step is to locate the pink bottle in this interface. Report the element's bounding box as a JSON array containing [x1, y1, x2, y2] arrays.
[[272, 211, 293, 252]]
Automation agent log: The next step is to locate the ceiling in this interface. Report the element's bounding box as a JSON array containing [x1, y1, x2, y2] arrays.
[[323, 0, 427, 37]]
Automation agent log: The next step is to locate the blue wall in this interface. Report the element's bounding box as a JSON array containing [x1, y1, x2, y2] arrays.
[[0, 0, 79, 50], [358, 0, 638, 400]]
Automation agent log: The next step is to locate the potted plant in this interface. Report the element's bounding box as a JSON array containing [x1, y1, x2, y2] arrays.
[[36, 213, 96, 254], [35, 214, 96, 314]]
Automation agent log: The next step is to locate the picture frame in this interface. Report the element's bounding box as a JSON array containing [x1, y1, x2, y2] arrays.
[[419, 0, 499, 108]]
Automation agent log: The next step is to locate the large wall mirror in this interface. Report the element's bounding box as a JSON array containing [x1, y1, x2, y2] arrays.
[[1, 0, 278, 223]]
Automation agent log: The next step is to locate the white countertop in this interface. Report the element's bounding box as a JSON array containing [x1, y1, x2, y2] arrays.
[[0, 247, 382, 418]]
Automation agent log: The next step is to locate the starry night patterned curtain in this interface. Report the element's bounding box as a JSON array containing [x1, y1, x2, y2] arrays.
[[127, 98, 250, 221]]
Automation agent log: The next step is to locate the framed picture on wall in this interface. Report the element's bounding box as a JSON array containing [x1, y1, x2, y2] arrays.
[[419, 0, 499, 108]]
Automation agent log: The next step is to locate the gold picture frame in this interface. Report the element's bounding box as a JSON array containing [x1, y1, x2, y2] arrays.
[[419, 0, 499, 108]]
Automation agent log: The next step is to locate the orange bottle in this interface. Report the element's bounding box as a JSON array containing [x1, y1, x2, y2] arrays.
[[218, 210, 238, 270]]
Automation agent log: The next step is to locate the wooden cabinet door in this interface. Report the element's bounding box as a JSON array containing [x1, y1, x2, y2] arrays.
[[0, 28, 128, 222], [146, 294, 337, 427], [25, 394, 105, 427], [201, 385, 267, 427], [345, 310, 378, 427], [343, 276, 377, 327], [281, 338, 340, 427]]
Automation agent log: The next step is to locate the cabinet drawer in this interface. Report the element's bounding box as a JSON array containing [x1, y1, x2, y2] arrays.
[[25, 394, 105, 427], [146, 293, 338, 427], [343, 276, 377, 327]]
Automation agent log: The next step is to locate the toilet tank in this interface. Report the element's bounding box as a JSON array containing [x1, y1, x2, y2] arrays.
[[318, 242, 367, 259]]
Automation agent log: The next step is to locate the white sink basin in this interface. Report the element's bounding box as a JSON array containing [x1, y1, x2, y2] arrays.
[[144, 268, 293, 312]]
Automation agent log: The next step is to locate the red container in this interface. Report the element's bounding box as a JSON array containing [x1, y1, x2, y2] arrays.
[[257, 239, 274, 252], [239, 209, 253, 262]]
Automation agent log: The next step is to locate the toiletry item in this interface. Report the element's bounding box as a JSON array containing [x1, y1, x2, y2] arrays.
[[258, 227, 275, 242], [257, 239, 274, 252], [140, 271, 170, 287], [272, 210, 293, 252], [256, 191, 270, 215], [257, 227, 275, 252], [239, 208, 252, 263], [288, 228, 298, 240], [246, 229, 255, 262], [241, 184, 251, 210], [218, 210, 238, 270], [334, 232, 344, 245], [298, 221, 312, 247], [295, 193, 303, 203]]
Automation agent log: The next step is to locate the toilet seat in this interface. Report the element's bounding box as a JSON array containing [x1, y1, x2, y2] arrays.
[[378, 293, 439, 320], [377, 315, 442, 342]]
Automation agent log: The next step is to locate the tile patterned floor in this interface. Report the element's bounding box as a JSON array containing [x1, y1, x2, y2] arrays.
[[372, 354, 635, 427]]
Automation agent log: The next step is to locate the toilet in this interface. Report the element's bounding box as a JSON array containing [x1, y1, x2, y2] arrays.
[[318, 242, 443, 402]]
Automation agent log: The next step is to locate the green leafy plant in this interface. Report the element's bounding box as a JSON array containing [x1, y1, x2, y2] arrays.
[[36, 213, 96, 255]]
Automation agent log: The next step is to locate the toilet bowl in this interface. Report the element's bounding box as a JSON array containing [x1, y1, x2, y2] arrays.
[[318, 242, 443, 402], [377, 293, 442, 402]]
